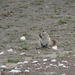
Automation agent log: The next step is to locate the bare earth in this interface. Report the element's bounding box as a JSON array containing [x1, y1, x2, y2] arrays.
[[0, 0, 75, 75]]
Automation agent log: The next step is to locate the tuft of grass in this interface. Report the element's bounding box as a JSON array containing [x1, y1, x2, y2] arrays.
[[6, 24, 12, 28], [0, 0, 3, 3], [31, 0, 44, 5], [23, 32, 28, 36], [18, 41, 29, 50], [62, 41, 70, 46], [58, 19, 67, 25], [19, 5, 28, 9], [49, 31, 54, 35], [7, 58, 20, 63], [54, 6, 61, 12], [0, 25, 3, 28], [21, 45, 29, 50], [38, 7, 43, 11], [20, 13, 27, 17], [66, 0, 75, 3], [62, 28, 69, 31], [30, 26, 37, 30], [50, 15, 54, 18], [65, 52, 72, 56]]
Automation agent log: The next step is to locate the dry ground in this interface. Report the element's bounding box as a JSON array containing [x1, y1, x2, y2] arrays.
[[0, 0, 75, 75]]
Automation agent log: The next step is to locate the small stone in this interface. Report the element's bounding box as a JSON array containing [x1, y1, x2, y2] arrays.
[[24, 70, 29, 72], [9, 69, 21, 73], [20, 52, 25, 55], [0, 52, 4, 55], [32, 60, 38, 64], [20, 36, 26, 41], [52, 46, 57, 50], [43, 59, 47, 62], [17, 62, 24, 65], [1, 65, 6, 69], [51, 59, 57, 62], [23, 61, 28, 64], [7, 49, 13, 52], [61, 74, 66, 75]]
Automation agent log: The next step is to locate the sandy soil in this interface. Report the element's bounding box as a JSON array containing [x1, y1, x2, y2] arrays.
[[0, 0, 75, 75]]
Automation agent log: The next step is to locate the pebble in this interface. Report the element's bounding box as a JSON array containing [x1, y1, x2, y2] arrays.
[[32, 60, 38, 64], [23, 61, 28, 64], [43, 59, 47, 62], [52, 46, 57, 50], [9, 69, 21, 73], [7, 49, 13, 52], [24, 70, 29, 72], [51, 59, 57, 62], [20, 52, 25, 55], [20, 36, 26, 41], [0, 52, 4, 55], [1, 65, 6, 68]]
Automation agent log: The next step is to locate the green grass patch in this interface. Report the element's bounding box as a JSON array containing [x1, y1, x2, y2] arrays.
[[65, 52, 72, 56], [58, 19, 67, 25], [21, 45, 29, 50], [7, 58, 20, 63], [18, 41, 29, 50], [0, 0, 3, 3], [31, 0, 44, 5], [20, 13, 27, 17]]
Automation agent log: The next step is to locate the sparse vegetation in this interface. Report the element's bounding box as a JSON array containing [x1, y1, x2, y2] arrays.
[[0, 0, 3, 3], [0, 0, 75, 74], [58, 19, 67, 24], [7, 58, 20, 63], [21, 45, 29, 50], [20, 13, 28, 17], [31, 0, 44, 5], [65, 52, 73, 56], [18, 41, 29, 50], [54, 6, 61, 12], [23, 31, 28, 36]]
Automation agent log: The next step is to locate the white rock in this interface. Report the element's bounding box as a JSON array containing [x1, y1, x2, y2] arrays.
[[1, 65, 6, 68], [14, 67, 20, 70], [62, 60, 68, 63], [20, 36, 26, 41], [24, 70, 29, 72], [50, 64, 53, 66], [28, 67, 30, 70], [50, 72, 56, 74], [58, 63, 64, 66], [58, 62, 68, 68], [7, 49, 13, 52], [32, 60, 38, 64], [38, 51, 40, 54], [36, 67, 42, 70], [20, 52, 25, 55], [43, 62, 46, 65], [43, 59, 47, 62], [52, 46, 57, 50], [9, 69, 21, 73], [37, 63, 40, 65], [50, 64, 57, 67], [74, 64, 75, 66], [46, 6, 48, 8], [17, 62, 24, 65], [0, 52, 4, 55], [35, 68, 40, 70], [61, 74, 66, 75], [23, 61, 28, 64], [51, 59, 57, 62]]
